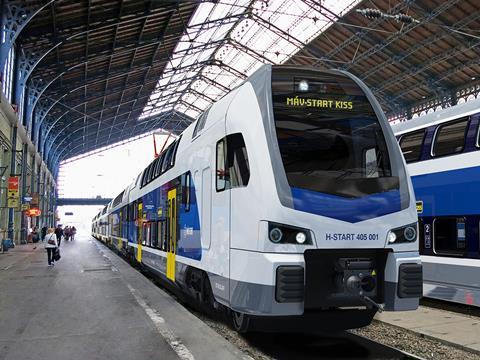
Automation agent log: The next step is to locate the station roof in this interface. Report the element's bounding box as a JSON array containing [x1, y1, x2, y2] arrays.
[[5, 0, 480, 173]]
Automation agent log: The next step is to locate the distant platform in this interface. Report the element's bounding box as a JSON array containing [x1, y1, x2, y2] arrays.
[[0, 235, 244, 360]]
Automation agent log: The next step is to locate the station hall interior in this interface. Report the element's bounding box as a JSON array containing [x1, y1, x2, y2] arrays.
[[1, 0, 480, 359]]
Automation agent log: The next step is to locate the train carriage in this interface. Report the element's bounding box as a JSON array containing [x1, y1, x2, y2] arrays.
[[93, 64, 422, 332], [392, 99, 480, 307]]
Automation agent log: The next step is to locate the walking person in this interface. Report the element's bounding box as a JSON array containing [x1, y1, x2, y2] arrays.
[[41, 225, 47, 242], [55, 224, 63, 247], [71, 226, 76, 241], [44, 228, 58, 266]]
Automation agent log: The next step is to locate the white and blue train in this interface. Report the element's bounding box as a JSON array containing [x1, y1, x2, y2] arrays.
[[92, 65, 422, 332], [393, 99, 480, 307]]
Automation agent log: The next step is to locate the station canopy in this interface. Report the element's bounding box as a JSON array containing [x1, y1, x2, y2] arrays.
[[10, 0, 480, 167]]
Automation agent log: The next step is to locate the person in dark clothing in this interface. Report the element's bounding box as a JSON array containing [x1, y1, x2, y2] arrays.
[[55, 225, 63, 247], [31, 226, 39, 243], [41, 226, 47, 242]]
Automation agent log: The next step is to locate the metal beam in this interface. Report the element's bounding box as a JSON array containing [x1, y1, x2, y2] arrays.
[[56, 198, 112, 206], [55, 112, 190, 162]]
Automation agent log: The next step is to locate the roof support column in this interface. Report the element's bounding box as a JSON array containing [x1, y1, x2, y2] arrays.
[[7, 125, 17, 241], [20, 142, 28, 244]]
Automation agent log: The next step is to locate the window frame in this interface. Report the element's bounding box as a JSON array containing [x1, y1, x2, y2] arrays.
[[185, 172, 191, 212], [216, 138, 227, 192], [192, 109, 210, 139], [399, 129, 426, 163], [432, 216, 467, 257], [431, 117, 469, 158], [161, 143, 175, 174]]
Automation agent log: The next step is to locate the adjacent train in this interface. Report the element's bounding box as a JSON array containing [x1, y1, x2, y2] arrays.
[[392, 99, 480, 307], [92, 64, 422, 332]]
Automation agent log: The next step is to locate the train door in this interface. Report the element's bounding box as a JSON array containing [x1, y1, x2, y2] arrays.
[[166, 188, 177, 281], [210, 131, 231, 301], [118, 209, 123, 250], [137, 201, 143, 262]]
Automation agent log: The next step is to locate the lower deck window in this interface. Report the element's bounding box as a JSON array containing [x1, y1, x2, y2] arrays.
[[434, 217, 466, 255]]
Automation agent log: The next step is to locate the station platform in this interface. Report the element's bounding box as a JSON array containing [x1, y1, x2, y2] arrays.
[[376, 305, 480, 354], [0, 235, 246, 360]]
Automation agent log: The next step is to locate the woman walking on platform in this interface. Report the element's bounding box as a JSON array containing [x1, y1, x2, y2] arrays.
[[44, 228, 58, 267]]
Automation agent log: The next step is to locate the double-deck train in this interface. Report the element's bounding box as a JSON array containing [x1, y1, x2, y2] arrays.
[[393, 99, 480, 307], [92, 64, 422, 332]]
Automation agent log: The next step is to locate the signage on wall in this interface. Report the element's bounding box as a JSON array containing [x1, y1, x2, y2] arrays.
[[25, 208, 42, 217]]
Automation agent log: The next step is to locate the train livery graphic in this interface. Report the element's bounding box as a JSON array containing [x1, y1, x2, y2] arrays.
[[393, 98, 480, 307], [92, 65, 422, 332]]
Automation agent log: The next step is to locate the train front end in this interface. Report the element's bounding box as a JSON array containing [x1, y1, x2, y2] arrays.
[[228, 65, 422, 330]]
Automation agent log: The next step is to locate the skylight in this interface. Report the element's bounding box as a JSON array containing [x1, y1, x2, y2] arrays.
[[140, 0, 361, 123]]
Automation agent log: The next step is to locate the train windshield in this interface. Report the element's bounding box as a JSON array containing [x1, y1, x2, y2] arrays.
[[271, 68, 397, 198]]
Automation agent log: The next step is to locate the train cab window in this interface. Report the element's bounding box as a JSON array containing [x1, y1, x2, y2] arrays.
[[399, 130, 425, 163], [432, 118, 469, 157], [433, 217, 467, 256], [216, 133, 250, 192], [271, 68, 395, 198], [216, 139, 227, 191]]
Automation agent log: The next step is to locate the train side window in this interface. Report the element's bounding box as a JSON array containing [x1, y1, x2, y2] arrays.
[[150, 158, 160, 181], [148, 158, 158, 182], [192, 109, 210, 139], [432, 118, 469, 157], [399, 129, 425, 163], [161, 144, 175, 174], [182, 172, 191, 211], [141, 169, 147, 188], [155, 152, 165, 178], [433, 217, 467, 256], [133, 201, 138, 220], [170, 136, 182, 168], [216, 139, 227, 191]]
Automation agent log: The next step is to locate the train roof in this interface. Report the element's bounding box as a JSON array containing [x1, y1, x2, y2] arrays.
[[391, 97, 480, 135]]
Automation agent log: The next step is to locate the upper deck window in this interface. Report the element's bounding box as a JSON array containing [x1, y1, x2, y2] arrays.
[[192, 109, 210, 138], [271, 68, 396, 198], [399, 129, 425, 163], [432, 118, 468, 157]]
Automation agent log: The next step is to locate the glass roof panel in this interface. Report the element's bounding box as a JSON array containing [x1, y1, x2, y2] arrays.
[[141, 0, 361, 124]]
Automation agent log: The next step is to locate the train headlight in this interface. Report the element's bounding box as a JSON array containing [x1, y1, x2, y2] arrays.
[[268, 222, 312, 245], [404, 226, 417, 242], [387, 231, 397, 244], [269, 228, 283, 243], [298, 80, 309, 92], [296, 232, 307, 244], [387, 222, 418, 244]]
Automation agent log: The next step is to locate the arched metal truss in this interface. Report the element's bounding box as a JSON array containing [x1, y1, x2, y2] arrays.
[[2, 0, 480, 178]]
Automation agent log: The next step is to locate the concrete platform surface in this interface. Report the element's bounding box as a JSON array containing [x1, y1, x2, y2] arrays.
[[0, 235, 248, 360], [376, 305, 480, 353]]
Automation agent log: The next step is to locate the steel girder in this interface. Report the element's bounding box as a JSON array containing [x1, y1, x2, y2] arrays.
[[52, 111, 192, 166], [46, 99, 195, 166]]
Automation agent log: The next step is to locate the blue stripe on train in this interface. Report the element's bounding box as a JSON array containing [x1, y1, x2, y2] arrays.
[[412, 166, 480, 217], [291, 187, 401, 223]]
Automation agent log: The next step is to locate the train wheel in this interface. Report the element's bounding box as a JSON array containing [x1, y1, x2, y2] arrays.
[[230, 310, 250, 333]]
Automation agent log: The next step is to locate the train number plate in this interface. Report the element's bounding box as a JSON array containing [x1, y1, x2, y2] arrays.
[[325, 233, 379, 241]]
